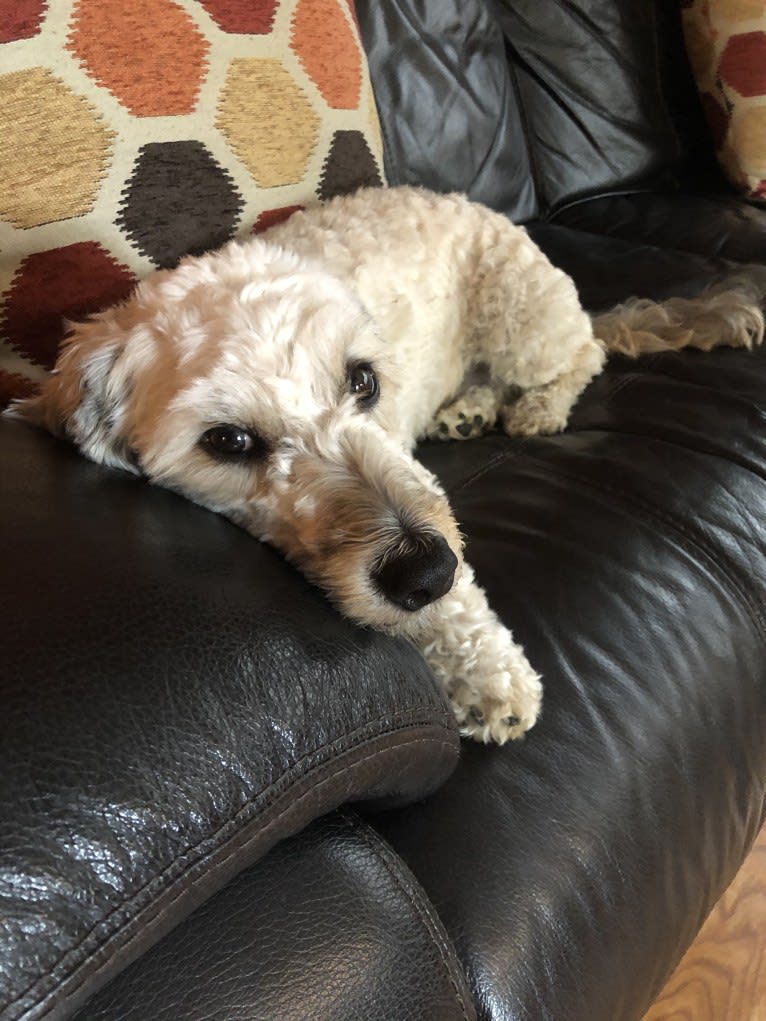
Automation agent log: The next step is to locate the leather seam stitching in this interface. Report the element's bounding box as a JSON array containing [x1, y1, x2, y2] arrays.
[[567, 422, 766, 486], [339, 810, 474, 1021], [35, 730, 459, 1020], [7, 714, 456, 1019], [445, 445, 526, 496]]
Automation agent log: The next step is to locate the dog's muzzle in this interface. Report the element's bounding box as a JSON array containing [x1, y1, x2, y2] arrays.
[[372, 533, 458, 612]]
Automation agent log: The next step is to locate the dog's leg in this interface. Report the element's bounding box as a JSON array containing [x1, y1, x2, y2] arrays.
[[425, 384, 499, 441], [500, 347, 603, 437], [414, 564, 542, 743], [462, 219, 607, 440]]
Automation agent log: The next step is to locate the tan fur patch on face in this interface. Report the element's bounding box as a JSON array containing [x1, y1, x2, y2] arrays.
[[245, 422, 464, 629]]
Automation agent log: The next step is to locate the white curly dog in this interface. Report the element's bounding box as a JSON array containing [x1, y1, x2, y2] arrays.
[[10, 187, 764, 743]]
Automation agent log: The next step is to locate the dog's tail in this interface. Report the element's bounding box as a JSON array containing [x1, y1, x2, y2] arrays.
[[592, 273, 765, 358]]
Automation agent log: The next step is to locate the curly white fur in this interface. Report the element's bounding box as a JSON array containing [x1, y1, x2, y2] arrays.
[[8, 186, 763, 743]]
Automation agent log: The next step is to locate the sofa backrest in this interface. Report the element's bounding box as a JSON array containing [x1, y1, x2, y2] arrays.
[[358, 0, 704, 220], [356, 0, 539, 220]]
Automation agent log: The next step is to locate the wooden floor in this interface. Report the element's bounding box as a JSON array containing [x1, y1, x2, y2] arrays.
[[642, 825, 766, 1021]]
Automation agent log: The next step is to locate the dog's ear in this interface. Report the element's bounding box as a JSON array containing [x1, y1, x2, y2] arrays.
[[6, 320, 139, 473]]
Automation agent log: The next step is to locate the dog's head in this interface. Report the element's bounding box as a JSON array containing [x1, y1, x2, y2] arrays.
[[9, 239, 462, 631]]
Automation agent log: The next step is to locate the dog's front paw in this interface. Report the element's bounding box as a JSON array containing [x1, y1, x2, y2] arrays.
[[417, 563, 542, 744], [425, 385, 498, 441], [427, 410, 489, 441], [450, 664, 542, 744]]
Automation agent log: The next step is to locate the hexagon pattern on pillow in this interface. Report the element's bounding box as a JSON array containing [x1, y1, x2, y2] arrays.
[[682, 0, 766, 203], [0, 0, 385, 403]]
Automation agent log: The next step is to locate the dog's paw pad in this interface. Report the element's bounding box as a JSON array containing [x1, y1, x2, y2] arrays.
[[424, 387, 498, 442], [428, 408, 491, 441]]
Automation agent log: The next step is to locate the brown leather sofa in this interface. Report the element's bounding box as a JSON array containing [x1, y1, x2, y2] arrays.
[[2, 3, 765, 1020]]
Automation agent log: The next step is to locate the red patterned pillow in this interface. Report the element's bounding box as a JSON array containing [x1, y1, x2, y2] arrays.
[[682, 0, 766, 202], [0, 0, 385, 405]]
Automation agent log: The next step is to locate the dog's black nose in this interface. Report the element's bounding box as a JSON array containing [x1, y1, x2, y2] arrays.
[[373, 533, 458, 612]]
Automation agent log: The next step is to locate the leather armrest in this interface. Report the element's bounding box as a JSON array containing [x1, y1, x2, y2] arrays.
[[0, 421, 459, 1021], [73, 811, 477, 1021]]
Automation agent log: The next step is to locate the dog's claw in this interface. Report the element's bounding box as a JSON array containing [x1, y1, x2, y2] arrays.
[[453, 702, 535, 745]]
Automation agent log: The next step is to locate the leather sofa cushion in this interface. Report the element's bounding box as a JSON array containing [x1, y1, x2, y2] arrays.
[[526, 220, 745, 312], [551, 193, 766, 267], [370, 232, 766, 1021], [0, 423, 459, 1021], [73, 811, 476, 1021]]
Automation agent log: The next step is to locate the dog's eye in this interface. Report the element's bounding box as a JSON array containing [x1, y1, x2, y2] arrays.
[[200, 425, 267, 461], [349, 362, 379, 407]]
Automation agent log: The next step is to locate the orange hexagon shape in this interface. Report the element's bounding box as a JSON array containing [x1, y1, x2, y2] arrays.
[[67, 0, 210, 116], [291, 0, 362, 110], [0, 68, 114, 228]]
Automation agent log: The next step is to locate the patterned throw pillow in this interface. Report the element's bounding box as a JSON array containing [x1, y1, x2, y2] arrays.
[[0, 0, 385, 406], [681, 0, 766, 203]]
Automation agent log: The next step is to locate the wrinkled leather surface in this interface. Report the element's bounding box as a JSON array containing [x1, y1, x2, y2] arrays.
[[358, 1, 686, 220], [74, 811, 476, 1021], [491, 0, 681, 215], [552, 194, 766, 266], [356, 0, 537, 221], [0, 422, 459, 1021], [371, 235, 766, 1021]]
